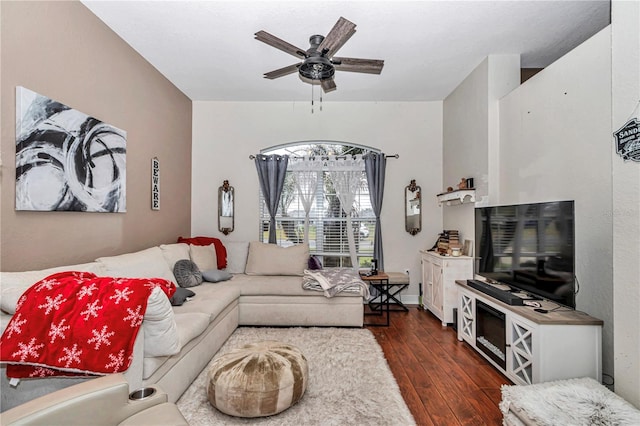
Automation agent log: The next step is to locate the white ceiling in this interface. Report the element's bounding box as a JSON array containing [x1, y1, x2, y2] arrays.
[[81, 0, 610, 102]]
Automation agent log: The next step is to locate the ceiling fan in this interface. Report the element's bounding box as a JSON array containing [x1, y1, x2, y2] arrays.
[[255, 17, 384, 93]]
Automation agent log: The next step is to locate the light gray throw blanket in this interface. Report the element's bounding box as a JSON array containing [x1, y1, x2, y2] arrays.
[[302, 268, 370, 299]]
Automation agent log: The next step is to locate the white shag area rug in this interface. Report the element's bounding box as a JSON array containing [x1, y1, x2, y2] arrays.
[[177, 327, 415, 426], [500, 377, 640, 426]]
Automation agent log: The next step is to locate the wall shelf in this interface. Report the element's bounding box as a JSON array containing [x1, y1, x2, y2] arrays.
[[437, 189, 476, 206]]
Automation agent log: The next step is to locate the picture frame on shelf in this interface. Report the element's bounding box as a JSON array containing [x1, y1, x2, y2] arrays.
[[463, 239, 473, 257]]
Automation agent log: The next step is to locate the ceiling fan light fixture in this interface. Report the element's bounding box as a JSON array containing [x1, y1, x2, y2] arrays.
[[299, 56, 334, 80], [257, 17, 382, 92]]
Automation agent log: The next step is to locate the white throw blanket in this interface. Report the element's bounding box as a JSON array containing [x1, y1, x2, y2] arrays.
[[500, 377, 640, 426], [302, 268, 370, 299]]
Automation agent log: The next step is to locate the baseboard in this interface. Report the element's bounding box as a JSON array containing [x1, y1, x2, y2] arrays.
[[393, 295, 419, 305]]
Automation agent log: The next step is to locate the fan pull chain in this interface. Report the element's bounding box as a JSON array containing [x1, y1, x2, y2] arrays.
[[311, 83, 314, 114], [320, 91, 323, 112]]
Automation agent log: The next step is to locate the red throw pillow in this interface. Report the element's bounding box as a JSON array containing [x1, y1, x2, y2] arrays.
[[177, 236, 227, 270]]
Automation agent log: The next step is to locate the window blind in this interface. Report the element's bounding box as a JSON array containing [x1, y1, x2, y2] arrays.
[[259, 169, 375, 268]]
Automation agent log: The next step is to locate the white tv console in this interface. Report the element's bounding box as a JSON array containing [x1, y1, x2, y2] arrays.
[[456, 279, 603, 386]]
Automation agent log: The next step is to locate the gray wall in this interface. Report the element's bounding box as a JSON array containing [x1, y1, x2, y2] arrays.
[[0, 1, 192, 271]]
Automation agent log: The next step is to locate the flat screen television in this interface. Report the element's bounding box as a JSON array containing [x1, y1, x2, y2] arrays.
[[474, 200, 576, 308]]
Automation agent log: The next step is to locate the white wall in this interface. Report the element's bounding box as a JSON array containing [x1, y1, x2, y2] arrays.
[[612, 0, 640, 407], [442, 58, 488, 244], [191, 101, 443, 300], [499, 27, 614, 382], [442, 55, 520, 247]]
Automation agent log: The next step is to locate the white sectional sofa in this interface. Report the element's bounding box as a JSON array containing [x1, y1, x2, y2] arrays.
[[0, 240, 365, 411]]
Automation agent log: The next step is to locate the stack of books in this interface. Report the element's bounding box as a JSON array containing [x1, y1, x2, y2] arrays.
[[436, 230, 462, 254]]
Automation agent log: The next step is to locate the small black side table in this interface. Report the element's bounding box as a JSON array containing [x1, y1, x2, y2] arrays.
[[361, 272, 391, 327], [379, 282, 409, 312]]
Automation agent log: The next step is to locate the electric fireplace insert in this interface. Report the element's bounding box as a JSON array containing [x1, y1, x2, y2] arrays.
[[475, 300, 506, 369]]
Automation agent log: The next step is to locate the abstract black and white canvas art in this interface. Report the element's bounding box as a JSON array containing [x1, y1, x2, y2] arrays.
[[15, 86, 126, 212]]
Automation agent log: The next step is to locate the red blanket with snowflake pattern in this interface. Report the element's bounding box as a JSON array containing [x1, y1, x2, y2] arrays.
[[0, 271, 175, 379]]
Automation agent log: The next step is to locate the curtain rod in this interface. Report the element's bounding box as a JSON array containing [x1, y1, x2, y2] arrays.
[[248, 154, 399, 160]]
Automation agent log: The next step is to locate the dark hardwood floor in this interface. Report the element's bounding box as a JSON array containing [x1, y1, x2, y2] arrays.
[[365, 305, 511, 425]]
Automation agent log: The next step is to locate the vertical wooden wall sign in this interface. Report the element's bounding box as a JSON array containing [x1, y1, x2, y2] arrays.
[[151, 157, 160, 210]]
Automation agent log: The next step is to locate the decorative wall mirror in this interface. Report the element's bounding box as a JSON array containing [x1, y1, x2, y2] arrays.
[[218, 180, 234, 235], [405, 179, 421, 235]]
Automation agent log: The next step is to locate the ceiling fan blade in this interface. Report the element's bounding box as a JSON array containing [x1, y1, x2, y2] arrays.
[[321, 78, 337, 93], [333, 57, 384, 74], [318, 17, 356, 58], [255, 30, 306, 58], [263, 63, 300, 79]]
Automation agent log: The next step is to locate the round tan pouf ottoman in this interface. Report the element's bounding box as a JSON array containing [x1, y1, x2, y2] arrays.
[[207, 340, 308, 418]]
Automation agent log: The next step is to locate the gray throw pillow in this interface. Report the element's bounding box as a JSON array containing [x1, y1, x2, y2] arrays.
[[173, 259, 203, 288], [202, 269, 233, 283], [170, 287, 195, 306]]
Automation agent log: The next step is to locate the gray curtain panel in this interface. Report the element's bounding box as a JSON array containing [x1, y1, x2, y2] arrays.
[[364, 152, 386, 271], [254, 154, 289, 244]]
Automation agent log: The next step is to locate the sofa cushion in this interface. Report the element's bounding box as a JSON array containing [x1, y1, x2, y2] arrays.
[[173, 313, 210, 347], [96, 247, 177, 285], [0, 262, 105, 314], [159, 243, 191, 272], [220, 274, 359, 297], [225, 241, 249, 274], [245, 242, 309, 276], [225, 275, 305, 295], [171, 284, 240, 322], [173, 260, 203, 288], [143, 287, 181, 357], [0, 313, 11, 335], [177, 236, 227, 269], [202, 269, 233, 283], [143, 355, 169, 381], [189, 244, 217, 272], [170, 287, 196, 306]]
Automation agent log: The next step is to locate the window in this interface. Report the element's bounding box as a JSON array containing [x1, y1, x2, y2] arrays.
[[258, 143, 376, 268]]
